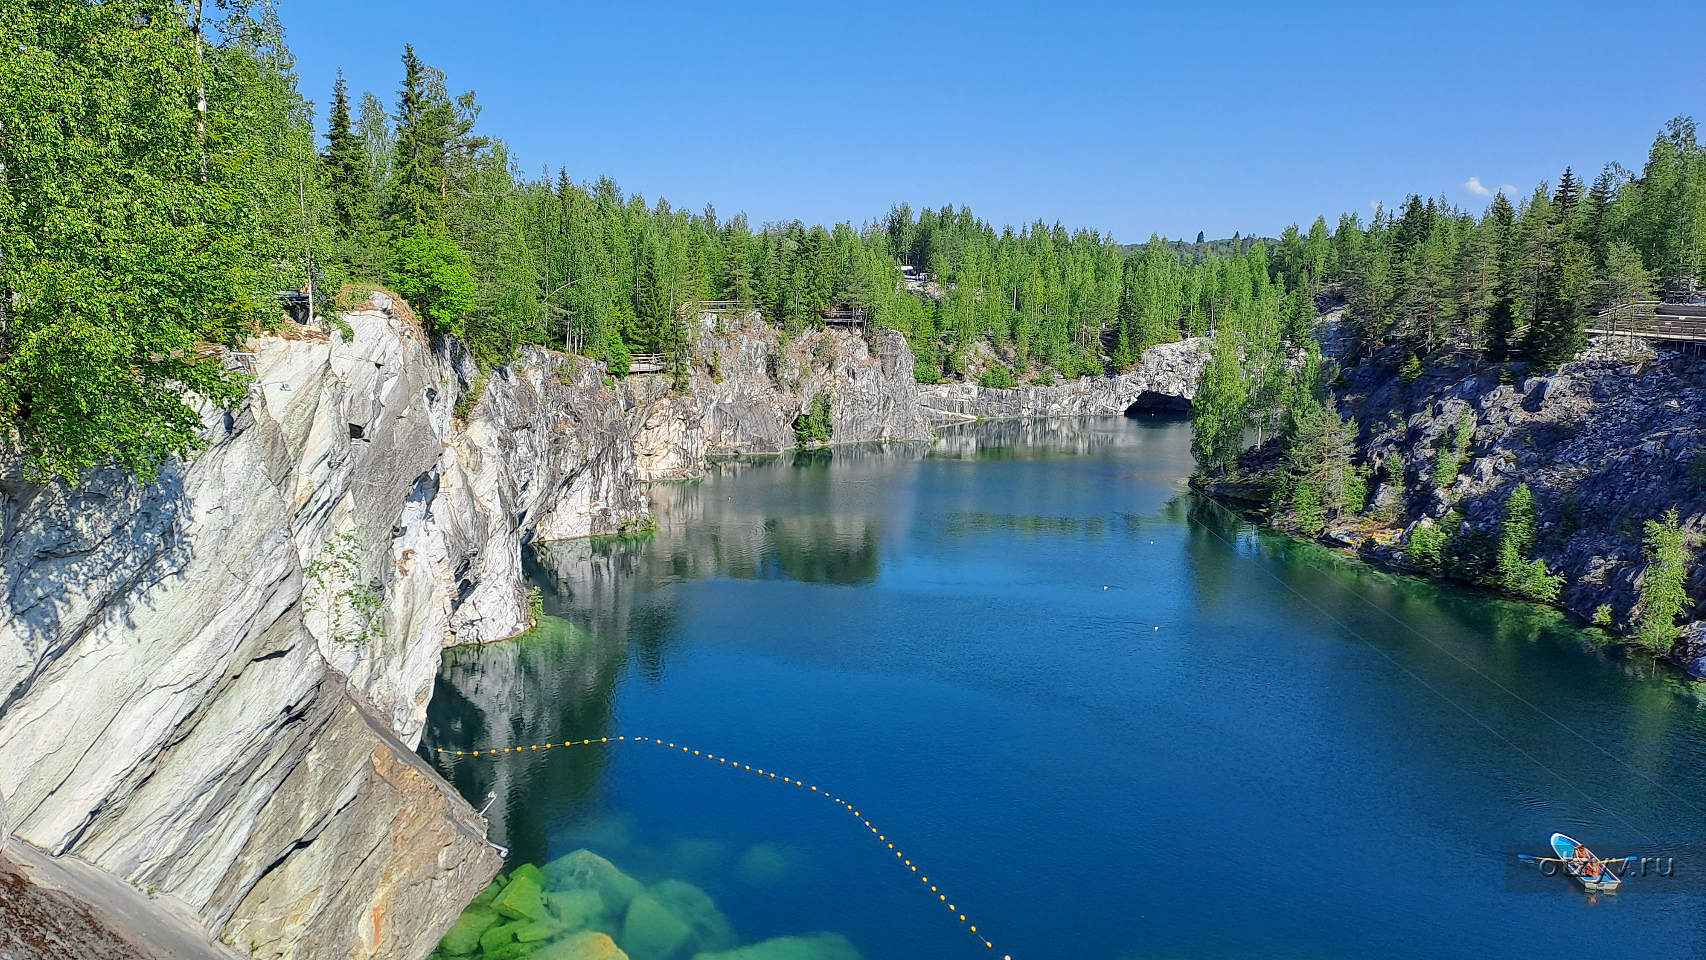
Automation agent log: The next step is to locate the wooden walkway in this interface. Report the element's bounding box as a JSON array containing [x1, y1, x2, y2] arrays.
[[676, 299, 753, 318], [1587, 301, 1706, 343], [627, 353, 667, 374]]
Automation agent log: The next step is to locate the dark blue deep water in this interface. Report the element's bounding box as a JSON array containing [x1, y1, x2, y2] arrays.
[[425, 416, 1706, 960]]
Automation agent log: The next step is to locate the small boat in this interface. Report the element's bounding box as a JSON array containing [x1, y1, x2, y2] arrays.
[[1551, 832, 1623, 892]]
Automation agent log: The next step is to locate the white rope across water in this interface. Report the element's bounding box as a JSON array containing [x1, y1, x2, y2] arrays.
[[436, 735, 1012, 958]]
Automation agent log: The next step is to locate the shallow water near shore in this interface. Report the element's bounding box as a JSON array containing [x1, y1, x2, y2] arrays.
[[425, 415, 1706, 960]]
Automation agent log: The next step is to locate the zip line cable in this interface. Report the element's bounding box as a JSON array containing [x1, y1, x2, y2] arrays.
[[1283, 538, 1706, 822], [436, 736, 1012, 958], [1184, 498, 1664, 845]]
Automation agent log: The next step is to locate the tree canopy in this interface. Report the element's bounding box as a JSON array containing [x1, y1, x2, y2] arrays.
[[4, 1, 1702, 484]]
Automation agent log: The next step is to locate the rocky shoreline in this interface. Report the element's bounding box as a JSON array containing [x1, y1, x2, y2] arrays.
[[0, 303, 1204, 959], [1202, 336, 1706, 680]]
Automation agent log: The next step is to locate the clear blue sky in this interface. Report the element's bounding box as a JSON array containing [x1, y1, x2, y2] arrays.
[[278, 0, 1705, 243]]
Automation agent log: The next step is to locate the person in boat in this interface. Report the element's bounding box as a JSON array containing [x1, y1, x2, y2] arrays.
[[1573, 844, 1601, 879]]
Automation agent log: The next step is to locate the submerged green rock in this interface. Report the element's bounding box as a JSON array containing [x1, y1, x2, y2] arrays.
[[441, 905, 502, 955], [732, 844, 794, 887], [534, 931, 630, 960], [434, 848, 853, 960], [493, 872, 549, 921], [544, 849, 644, 914], [647, 880, 734, 953], [619, 894, 692, 960], [546, 888, 605, 930], [691, 933, 861, 960]]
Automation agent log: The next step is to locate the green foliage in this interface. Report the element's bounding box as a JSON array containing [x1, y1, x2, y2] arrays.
[[1407, 521, 1450, 574], [1497, 483, 1564, 602], [793, 393, 833, 446], [978, 365, 1018, 389], [1592, 604, 1614, 627], [15, 7, 1705, 491], [0, 1, 329, 482], [1399, 355, 1423, 384], [387, 224, 477, 334], [1291, 478, 1326, 535], [1432, 411, 1475, 488], [1030, 371, 1057, 386], [1634, 509, 1694, 653], [1274, 389, 1362, 532], [304, 532, 384, 645], [527, 586, 545, 626], [454, 373, 487, 422], [912, 359, 943, 384], [1191, 334, 1249, 475]]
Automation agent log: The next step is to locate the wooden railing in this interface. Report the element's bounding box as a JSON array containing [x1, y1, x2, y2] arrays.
[[676, 299, 753, 317], [822, 305, 868, 326], [1587, 301, 1706, 343], [626, 353, 667, 374]]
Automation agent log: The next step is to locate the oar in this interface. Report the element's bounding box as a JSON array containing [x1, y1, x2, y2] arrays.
[[1517, 854, 1639, 866]]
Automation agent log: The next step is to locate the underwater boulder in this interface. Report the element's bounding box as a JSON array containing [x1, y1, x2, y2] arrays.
[[547, 888, 607, 931], [620, 894, 693, 960], [534, 930, 632, 960], [646, 879, 735, 952], [516, 916, 570, 943], [691, 933, 861, 960], [493, 871, 550, 921], [439, 905, 502, 955], [545, 850, 645, 914], [733, 844, 795, 887]]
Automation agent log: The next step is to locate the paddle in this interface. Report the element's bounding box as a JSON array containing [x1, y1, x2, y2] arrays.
[[1517, 854, 1640, 864]]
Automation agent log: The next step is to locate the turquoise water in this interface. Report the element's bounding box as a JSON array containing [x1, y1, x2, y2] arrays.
[[425, 415, 1706, 960]]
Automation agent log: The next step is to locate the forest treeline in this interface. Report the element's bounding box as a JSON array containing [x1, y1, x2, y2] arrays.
[[2, 1, 1704, 485]]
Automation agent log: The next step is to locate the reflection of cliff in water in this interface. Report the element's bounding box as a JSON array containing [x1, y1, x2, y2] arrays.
[[930, 414, 1185, 460], [423, 618, 634, 864], [543, 447, 915, 595]]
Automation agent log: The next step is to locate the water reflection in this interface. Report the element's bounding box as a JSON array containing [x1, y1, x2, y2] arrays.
[[421, 415, 1706, 960], [423, 618, 626, 861]]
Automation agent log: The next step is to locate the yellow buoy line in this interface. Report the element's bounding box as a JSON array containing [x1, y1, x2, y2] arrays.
[[435, 735, 1011, 958]]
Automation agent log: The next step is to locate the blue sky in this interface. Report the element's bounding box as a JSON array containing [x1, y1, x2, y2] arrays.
[[277, 0, 1705, 243]]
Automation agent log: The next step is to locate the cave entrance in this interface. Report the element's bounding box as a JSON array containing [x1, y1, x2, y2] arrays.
[[1123, 391, 1191, 416]]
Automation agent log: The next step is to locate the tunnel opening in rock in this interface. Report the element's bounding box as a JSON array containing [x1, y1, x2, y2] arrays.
[[1124, 391, 1191, 415]]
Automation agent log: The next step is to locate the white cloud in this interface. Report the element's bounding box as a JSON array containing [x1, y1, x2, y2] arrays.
[[1464, 176, 1492, 197], [1499, 183, 1518, 196]]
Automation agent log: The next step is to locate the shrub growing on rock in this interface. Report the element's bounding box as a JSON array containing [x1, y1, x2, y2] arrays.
[[1635, 509, 1694, 653], [1407, 522, 1449, 574], [1497, 484, 1564, 602], [793, 393, 833, 446]]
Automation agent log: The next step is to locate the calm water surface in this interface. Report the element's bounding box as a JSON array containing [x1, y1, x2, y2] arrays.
[[425, 415, 1706, 960]]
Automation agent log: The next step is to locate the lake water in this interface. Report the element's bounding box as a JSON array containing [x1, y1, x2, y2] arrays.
[[424, 415, 1706, 960]]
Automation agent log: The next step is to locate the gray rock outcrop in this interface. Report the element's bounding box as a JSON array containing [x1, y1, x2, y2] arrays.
[[916, 337, 1209, 422], [623, 311, 931, 471], [1323, 337, 1706, 672], [0, 306, 649, 959]]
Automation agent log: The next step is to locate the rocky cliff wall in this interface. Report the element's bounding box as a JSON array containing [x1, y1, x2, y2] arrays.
[[622, 311, 932, 477], [916, 337, 1210, 423], [0, 303, 648, 959], [1310, 338, 1706, 677]]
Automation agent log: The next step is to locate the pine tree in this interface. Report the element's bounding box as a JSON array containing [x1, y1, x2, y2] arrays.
[[1552, 166, 1581, 231], [324, 70, 373, 238], [1582, 167, 1616, 266]]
